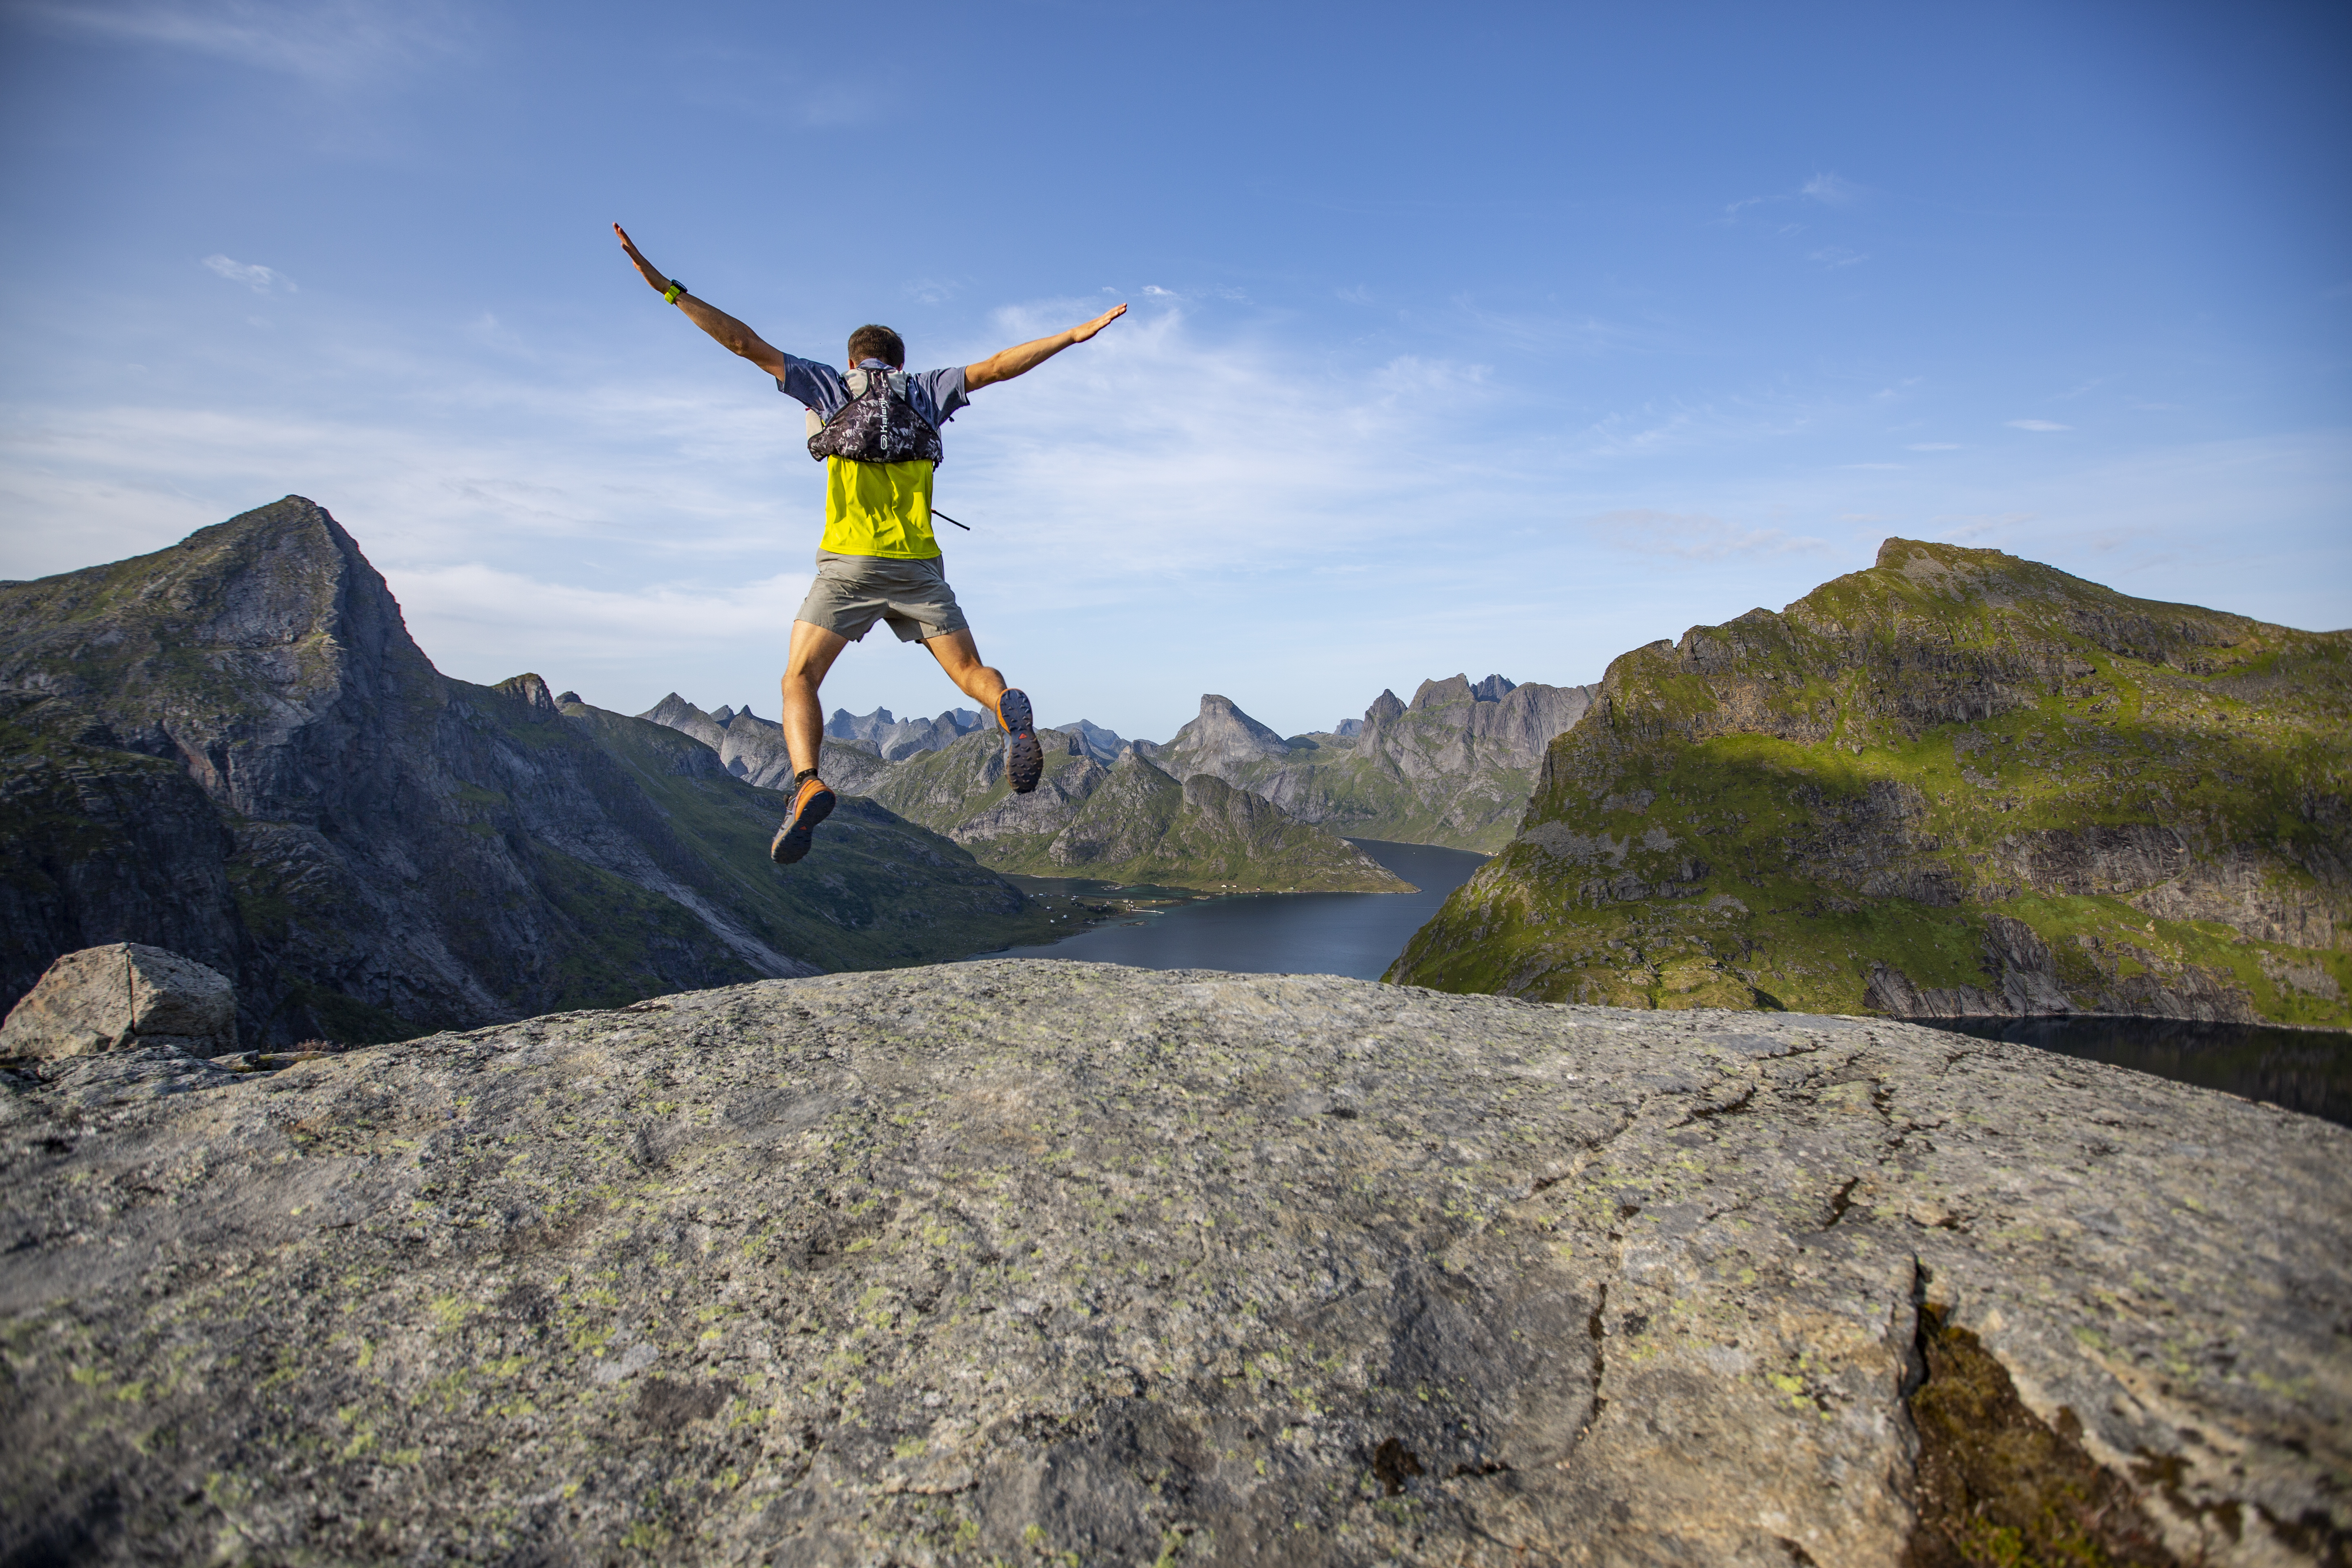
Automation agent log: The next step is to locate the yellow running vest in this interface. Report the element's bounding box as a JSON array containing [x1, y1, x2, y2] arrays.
[[819, 456, 940, 559]]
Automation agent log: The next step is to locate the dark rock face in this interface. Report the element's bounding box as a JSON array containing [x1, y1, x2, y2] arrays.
[[1, 961, 2339, 1563], [1393, 539, 2352, 1026], [0, 499, 1052, 1044]]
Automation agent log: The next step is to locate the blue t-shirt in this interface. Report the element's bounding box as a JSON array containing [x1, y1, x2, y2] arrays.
[[775, 356, 970, 433]]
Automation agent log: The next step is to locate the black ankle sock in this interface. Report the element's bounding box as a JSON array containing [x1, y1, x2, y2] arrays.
[[794, 768, 819, 786]]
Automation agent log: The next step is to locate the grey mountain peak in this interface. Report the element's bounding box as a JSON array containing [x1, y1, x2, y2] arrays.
[[1162, 694, 1294, 776]]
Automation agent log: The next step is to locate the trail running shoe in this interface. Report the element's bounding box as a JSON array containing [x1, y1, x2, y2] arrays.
[[997, 688, 1043, 795], [769, 777, 836, 865]]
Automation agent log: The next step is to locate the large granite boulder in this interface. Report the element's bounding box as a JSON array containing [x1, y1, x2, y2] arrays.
[[0, 942, 236, 1060], [0, 961, 2342, 1564]]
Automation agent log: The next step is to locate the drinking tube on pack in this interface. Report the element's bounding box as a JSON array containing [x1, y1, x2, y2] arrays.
[[932, 508, 972, 531]]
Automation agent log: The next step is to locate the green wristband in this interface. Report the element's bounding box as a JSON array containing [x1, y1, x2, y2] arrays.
[[662, 282, 686, 304]]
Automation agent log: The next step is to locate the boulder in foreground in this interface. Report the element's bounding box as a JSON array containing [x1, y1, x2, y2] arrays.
[[0, 942, 236, 1060], [1, 961, 2342, 1564]]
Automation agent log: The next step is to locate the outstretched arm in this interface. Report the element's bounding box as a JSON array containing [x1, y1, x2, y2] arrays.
[[614, 223, 790, 380], [964, 303, 1126, 390]]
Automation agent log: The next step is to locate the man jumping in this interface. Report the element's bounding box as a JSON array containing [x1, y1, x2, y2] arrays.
[[614, 223, 1125, 865]]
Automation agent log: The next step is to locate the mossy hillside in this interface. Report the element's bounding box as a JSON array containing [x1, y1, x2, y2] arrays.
[[869, 732, 1410, 894], [1391, 539, 2352, 1022], [976, 762, 1411, 893]]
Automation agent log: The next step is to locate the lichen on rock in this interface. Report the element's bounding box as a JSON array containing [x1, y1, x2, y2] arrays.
[[2, 960, 2341, 1564]]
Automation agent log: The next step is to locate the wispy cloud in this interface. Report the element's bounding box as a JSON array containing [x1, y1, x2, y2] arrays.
[[18, 0, 469, 85], [1809, 247, 1868, 269], [1933, 512, 2037, 543], [1587, 509, 1826, 560], [1801, 172, 1863, 205], [392, 562, 813, 664], [202, 254, 295, 294], [2007, 419, 2072, 432], [1720, 172, 1868, 228]]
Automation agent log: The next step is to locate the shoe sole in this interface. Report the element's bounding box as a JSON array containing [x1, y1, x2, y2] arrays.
[[770, 788, 836, 865], [1000, 688, 1043, 795]]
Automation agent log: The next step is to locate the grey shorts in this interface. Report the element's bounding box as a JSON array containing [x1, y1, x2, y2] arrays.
[[795, 551, 971, 644]]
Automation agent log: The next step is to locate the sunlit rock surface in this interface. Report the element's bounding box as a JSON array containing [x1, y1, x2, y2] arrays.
[[2, 961, 2341, 1564]]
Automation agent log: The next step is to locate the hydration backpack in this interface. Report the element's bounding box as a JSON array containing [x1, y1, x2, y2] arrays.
[[805, 368, 945, 466]]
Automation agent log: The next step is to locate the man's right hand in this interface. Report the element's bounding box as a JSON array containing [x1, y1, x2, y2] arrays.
[[1066, 303, 1127, 343], [613, 223, 676, 296], [967, 303, 1128, 390]]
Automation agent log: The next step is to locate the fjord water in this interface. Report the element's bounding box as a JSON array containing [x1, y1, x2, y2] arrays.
[[972, 839, 1487, 981], [1912, 1015, 2352, 1129], [975, 841, 2352, 1127]]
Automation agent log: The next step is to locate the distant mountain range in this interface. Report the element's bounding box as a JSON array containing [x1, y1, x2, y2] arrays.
[[1390, 539, 2352, 1029], [639, 673, 1601, 892], [0, 499, 1062, 1045], [639, 693, 895, 796], [1156, 676, 1599, 852], [826, 704, 988, 761]]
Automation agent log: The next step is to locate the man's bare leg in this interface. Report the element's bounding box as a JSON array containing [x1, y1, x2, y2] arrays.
[[920, 628, 1009, 714], [925, 628, 1042, 793], [781, 619, 851, 777]]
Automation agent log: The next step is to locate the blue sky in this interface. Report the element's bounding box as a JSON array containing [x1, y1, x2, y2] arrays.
[[2, 0, 2346, 743]]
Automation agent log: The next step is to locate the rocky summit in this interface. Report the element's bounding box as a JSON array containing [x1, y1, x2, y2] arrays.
[[1394, 539, 2352, 1027], [4, 960, 2342, 1564]]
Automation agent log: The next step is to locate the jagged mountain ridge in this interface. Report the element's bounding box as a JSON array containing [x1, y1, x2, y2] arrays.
[[1154, 675, 1600, 851], [645, 672, 1599, 866], [825, 704, 987, 761], [0, 499, 1056, 1045], [1390, 538, 2352, 1026], [639, 693, 894, 796]]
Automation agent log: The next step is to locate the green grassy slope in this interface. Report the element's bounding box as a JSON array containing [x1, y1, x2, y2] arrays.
[[1390, 539, 2352, 1024], [995, 761, 1410, 892], [560, 703, 1065, 971]]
